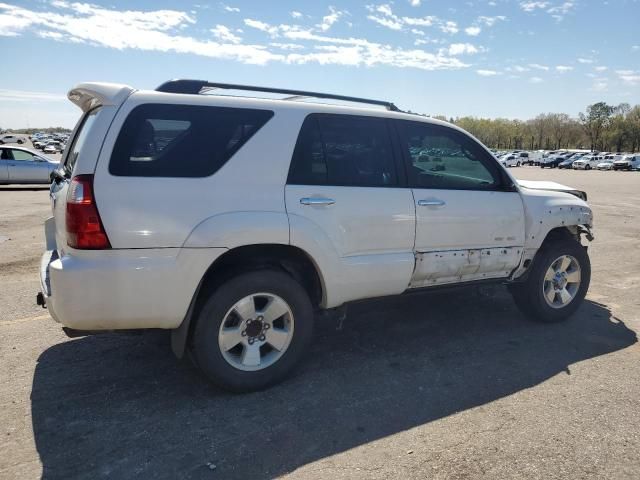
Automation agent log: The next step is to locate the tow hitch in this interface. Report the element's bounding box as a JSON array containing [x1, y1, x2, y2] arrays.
[[36, 292, 47, 308]]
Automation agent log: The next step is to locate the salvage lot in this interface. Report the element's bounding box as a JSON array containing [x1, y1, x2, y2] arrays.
[[1, 169, 639, 479]]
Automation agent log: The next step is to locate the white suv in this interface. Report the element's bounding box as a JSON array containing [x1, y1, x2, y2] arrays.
[[39, 81, 594, 391]]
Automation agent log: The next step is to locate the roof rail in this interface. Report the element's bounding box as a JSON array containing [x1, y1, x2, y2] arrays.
[[155, 79, 400, 111]]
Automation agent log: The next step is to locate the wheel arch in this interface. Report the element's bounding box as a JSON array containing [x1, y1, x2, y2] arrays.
[[171, 243, 325, 358]]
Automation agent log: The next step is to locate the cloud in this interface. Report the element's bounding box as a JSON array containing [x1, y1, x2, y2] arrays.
[[290, 11, 302, 19], [577, 58, 593, 64], [520, 1, 574, 20], [317, 6, 346, 32], [211, 24, 241, 43], [477, 69, 498, 76], [440, 21, 458, 34], [547, 1, 575, 20], [616, 70, 640, 86], [555, 65, 573, 72], [0, 2, 476, 72], [632, 45, 640, 51], [465, 26, 481, 36], [269, 42, 304, 50], [529, 76, 544, 83], [222, 5, 240, 13], [529, 63, 550, 71], [0, 88, 66, 102], [446, 43, 479, 55], [594, 66, 608, 72], [365, 4, 458, 34], [476, 15, 506, 26], [520, 2, 549, 12], [591, 78, 608, 91], [409, 0, 421, 6]]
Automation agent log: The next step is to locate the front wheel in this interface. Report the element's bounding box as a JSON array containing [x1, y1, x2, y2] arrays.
[[192, 270, 314, 392], [585, 165, 591, 170], [510, 237, 590, 323]]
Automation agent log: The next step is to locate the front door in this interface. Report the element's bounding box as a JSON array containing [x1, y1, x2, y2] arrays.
[[285, 113, 416, 307], [395, 120, 525, 287], [7, 149, 50, 183]]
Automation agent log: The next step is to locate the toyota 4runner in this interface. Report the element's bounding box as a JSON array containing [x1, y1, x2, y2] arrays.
[[39, 80, 594, 392]]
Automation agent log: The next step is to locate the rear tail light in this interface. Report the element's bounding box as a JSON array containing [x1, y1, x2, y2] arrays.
[[66, 174, 111, 249]]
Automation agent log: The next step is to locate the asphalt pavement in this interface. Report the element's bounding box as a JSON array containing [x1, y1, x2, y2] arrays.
[[0, 167, 638, 479]]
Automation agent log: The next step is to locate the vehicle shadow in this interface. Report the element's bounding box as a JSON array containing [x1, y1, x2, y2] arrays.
[[31, 287, 636, 479]]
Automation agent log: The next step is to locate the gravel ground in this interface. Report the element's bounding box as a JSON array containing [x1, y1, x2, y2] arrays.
[[0, 167, 638, 479]]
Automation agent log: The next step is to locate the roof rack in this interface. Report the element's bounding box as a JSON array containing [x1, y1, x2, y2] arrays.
[[155, 79, 400, 112]]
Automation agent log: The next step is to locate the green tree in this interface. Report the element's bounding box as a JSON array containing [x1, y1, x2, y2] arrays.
[[579, 102, 613, 151]]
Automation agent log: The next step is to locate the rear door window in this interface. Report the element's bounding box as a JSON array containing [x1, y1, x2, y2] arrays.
[[288, 113, 397, 187], [109, 104, 273, 177]]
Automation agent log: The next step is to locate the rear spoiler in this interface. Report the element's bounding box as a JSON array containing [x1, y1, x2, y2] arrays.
[[67, 82, 135, 112]]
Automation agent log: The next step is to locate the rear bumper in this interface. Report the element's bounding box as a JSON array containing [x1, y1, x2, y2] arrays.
[[40, 247, 226, 331]]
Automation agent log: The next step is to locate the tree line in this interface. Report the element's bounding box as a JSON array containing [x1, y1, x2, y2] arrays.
[[430, 102, 640, 152]]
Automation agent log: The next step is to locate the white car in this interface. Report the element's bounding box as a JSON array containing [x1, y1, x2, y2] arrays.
[[39, 81, 594, 392], [0, 134, 25, 144], [573, 155, 603, 170], [500, 155, 521, 167], [596, 161, 614, 170], [612, 154, 640, 171]]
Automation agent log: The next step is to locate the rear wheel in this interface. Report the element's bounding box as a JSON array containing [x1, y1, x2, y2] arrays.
[[585, 164, 591, 170], [192, 270, 314, 392], [510, 237, 590, 323]]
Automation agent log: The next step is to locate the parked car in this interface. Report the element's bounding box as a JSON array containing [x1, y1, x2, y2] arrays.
[[0, 146, 58, 184], [39, 80, 594, 392], [540, 155, 565, 168], [500, 155, 521, 167], [0, 135, 25, 144], [573, 155, 603, 170], [612, 154, 640, 171], [596, 161, 614, 170], [558, 158, 576, 169]]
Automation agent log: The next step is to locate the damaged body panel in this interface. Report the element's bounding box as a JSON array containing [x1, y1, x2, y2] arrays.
[[410, 247, 522, 288], [409, 179, 593, 289]]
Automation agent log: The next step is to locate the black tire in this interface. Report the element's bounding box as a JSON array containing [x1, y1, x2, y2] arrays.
[[192, 270, 314, 392], [510, 237, 590, 323], [17, 139, 24, 144], [585, 165, 591, 170]]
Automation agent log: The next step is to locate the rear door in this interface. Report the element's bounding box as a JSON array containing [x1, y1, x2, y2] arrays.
[[285, 113, 416, 306], [395, 120, 525, 287]]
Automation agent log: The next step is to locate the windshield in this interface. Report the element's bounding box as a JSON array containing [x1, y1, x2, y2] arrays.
[[63, 107, 101, 176]]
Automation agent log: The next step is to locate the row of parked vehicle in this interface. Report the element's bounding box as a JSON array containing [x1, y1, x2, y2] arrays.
[[494, 149, 640, 171], [542, 151, 640, 170], [30, 132, 69, 155]]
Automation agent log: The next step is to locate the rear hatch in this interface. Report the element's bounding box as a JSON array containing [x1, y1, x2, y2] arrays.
[[48, 83, 134, 256]]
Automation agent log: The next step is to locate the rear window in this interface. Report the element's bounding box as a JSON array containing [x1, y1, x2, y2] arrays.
[[109, 104, 273, 177], [64, 107, 101, 176]]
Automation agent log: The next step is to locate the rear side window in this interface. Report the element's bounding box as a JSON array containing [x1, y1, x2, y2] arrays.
[[64, 107, 101, 176], [110, 104, 273, 177], [288, 113, 397, 187]]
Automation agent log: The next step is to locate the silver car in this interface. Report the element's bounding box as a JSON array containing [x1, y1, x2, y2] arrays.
[[0, 146, 58, 184]]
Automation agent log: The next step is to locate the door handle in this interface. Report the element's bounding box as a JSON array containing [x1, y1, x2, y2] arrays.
[[417, 199, 446, 207], [300, 197, 335, 206]]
